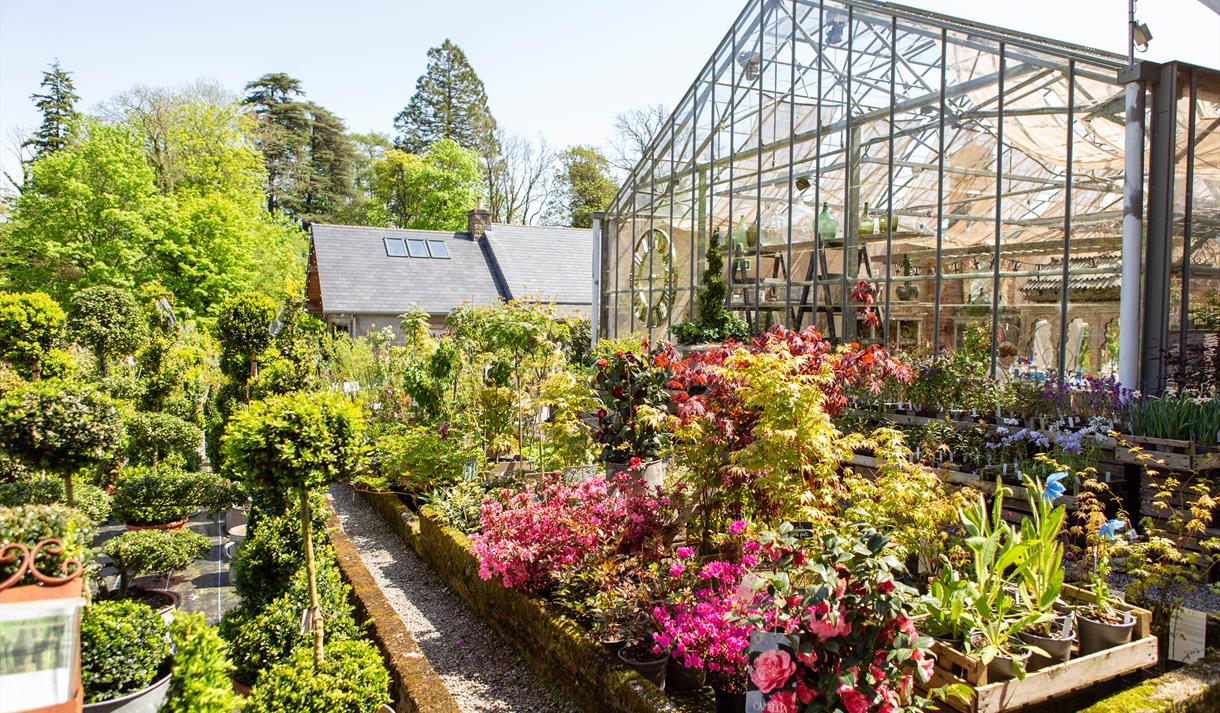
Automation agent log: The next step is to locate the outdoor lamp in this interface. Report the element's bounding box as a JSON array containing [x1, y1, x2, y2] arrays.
[[0, 541, 86, 713], [817, 202, 838, 244]]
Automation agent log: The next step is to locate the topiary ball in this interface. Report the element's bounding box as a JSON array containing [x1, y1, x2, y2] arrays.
[[80, 599, 170, 703], [245, 639, 390, 713]]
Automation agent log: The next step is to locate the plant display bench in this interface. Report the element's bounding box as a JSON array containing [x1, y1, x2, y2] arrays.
[[919, 590, 1157, 713], [1115, 435, 1220, 472]]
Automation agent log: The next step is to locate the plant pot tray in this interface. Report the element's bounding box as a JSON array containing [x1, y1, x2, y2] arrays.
[[918, 586, 1156, 713]]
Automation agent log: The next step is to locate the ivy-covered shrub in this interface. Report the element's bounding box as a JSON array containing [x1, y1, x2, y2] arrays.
[[0, 478, 112, 523], [161, 611, 244, 713], [0, 291, 65, 380], [232, 498, 331, 610], [215, 292, 277, 385], [112, 465, 245, 526], [0, 504, 95, 585], [125, 410, 203, 468], [103, 529, 210, 595], [80, 599, 170, 704], [0, 378, 124, 479], [245, 639, 390, 713], [219, 556, 363, 685], [68, 286, 147, 378]]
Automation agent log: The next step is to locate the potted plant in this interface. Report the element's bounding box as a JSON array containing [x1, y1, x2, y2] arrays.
[[112, 466, 243, 530], [100, 529, 210, 620], [1016, 473, 1074, 670], [916, 566, 971, 647], [593, 342, 674, 486], [896, 254, 919, 302], [1076, 517, 1137, 655], [80, 599, 173, 712], [0, 477, 112, 524], [671, 230, 750, 348]]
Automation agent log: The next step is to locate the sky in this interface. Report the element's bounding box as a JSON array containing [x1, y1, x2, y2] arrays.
[[1, 0, 1218, 184]]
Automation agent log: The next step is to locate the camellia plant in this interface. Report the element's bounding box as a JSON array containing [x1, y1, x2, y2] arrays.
[[592, 339, 676, 465], [223, 391, 366, 665]]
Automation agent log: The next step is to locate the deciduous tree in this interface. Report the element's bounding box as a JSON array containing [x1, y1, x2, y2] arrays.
[[368, 139, 481, 231], [548, 146, 617, 228]]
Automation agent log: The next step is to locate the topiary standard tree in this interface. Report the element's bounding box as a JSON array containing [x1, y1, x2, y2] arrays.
[[0, 291, 66, 380], [222, 391, 366, 665], [0, 379, 123, 506], [215, 292, 277, 400], [68, 286, 146, 377], [671, 230, 749, 345]]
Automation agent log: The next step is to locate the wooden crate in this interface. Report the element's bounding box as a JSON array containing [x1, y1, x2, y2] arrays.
[[919, 587, 1157, 713], [1114, 435, 1220, 472]]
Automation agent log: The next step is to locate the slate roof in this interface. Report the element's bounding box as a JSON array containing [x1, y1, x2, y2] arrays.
[[309, 222, 593, 316], [482, 224, 592, 304], [309, 224, 503, 315]]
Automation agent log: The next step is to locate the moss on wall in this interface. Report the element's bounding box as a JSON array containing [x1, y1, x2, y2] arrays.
[[1078, 655, 1220, 713]]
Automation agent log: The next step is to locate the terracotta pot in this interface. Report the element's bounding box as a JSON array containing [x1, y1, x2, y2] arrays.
[[83, 668, 172, 713], [666, 661, 706, 692], [1077, 610, 1135, 655], [232, 679, 252, 697], [618, 648, 667, 689], [125, 518, 188, 532]]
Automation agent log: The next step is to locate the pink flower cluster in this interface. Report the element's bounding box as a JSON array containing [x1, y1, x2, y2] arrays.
[[471, 473, 673, 594]]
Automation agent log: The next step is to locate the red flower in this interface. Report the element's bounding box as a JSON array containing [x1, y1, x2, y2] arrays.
[[837, 683, 870, 713], [750, 649, 796, 694]]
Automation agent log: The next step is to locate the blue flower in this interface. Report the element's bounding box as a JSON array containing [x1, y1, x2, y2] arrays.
[[1043, 472, 1068, 502], [1099, 519, 1127, 540]]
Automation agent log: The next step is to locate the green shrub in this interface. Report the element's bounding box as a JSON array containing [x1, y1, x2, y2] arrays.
[[232, 499, 331, 610], [103, 529, 209, 595], [160, 611, 244, 713], [125, 411, 203, 468], [0, 504, 95, 585], [245, 639, 390, 713], [0, 291, 65, 380], [0, 378, 124, 478], [68, 286, 147, 378], [371, 423, 478, 497], [215, 292, 277, 385], [112, 465, 245, 526], [671, 231, 749, 345], [219, 555, 362, 685], [80, 599, 170, 704], [0, 478, 111, 523]]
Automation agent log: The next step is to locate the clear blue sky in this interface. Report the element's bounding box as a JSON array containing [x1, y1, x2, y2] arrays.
[[1, 0, 1217, 183]]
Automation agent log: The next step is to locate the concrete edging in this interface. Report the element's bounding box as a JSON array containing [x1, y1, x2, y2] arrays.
[[325, 499, 462, 713], [360, 489, 678, 713]]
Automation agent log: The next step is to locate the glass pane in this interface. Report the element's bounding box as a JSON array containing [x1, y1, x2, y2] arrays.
[[383, 237, 407, 257], [426, 240, 450, 259], [406, 239, 429, 258]]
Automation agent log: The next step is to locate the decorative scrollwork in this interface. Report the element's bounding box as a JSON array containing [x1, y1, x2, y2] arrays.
[[0, 538, 83, 591]]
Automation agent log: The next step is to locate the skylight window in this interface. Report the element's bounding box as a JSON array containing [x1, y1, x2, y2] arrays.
[[406, 239, 429, 258], [426, 240, 450, 259], [384, 237, 407, 257]]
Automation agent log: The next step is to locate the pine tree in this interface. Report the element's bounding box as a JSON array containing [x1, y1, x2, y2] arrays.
[[27, 60, 80, 160], [393, 40, 497, 155], [243, 73, 309, 215]]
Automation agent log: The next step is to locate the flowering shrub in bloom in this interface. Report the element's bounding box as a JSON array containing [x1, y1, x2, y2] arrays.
[[471, 473, 676, 594], [592, 340, 677, 463], [738, 523, 939, 713]]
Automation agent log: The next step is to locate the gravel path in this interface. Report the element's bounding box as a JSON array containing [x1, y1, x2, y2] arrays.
[[328, 485, 575, 712]]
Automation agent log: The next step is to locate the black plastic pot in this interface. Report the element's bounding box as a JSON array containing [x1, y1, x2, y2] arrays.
[[1077, 610, 1135, 656], [600, 637, 627, 657], [83, 668, 172, 713], [618, 648, 667, 689], [666, 661, 706, 692], [713, 688, 745, 713], [1020, 615, 1074, 671], [985, 649, 1031, 682]]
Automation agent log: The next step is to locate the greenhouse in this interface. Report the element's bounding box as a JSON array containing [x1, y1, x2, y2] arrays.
[[595, 0, 1219, 394]]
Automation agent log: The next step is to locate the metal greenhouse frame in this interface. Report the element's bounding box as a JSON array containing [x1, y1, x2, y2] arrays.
[[594, 0, 1219, 394]]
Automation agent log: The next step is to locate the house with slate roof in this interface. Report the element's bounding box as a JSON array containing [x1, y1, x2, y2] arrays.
[[305, 206, 592, 340]]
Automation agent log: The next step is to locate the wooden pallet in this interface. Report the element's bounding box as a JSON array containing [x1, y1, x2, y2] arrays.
[[1114, 435, 1220, 472], [921, 587, 1157, 713]]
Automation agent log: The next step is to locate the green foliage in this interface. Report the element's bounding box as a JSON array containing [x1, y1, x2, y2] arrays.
[[550, 146, 616, 228], [103, 529, 210, 594], [0, 504, 95, 585], [112, 465, 244, 526], [68, 286, 147, 376], [370, 423, 480, 497], [219, 556, 362, 684], [0, 378, 124, 476], [367, 139, 482, 231], [223, 391, 366, 496], [394, 40, 497, 155], [671, 231, 749, 345], [0, 478, 111, 523], [1129, 393, 1220, 445], [232, 498, 331, 610], [245, 639, 390, 713], [161, 611, 244, 713], [80, 600, 170, 704], [126, 411, 203, 467], [215, 291, 277, 385], [0, 291, 65, 380], [26, 60, 80, 161], [424, 477, 495, 534]]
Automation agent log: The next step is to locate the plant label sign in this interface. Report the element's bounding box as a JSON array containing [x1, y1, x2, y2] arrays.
[[745, 630, 797, 712]]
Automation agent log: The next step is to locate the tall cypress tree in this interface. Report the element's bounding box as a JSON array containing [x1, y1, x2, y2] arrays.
[[393, 40, 497, 155], [27, 60, 80, 160]]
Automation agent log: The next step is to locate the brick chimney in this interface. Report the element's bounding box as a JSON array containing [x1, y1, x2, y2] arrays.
[[467, 199, 491, 238]]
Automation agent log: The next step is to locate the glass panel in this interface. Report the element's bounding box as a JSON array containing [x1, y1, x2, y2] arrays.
[[384, 237, 407, 257], [406, 239, 429, 258], [426, 240, 450, 259]]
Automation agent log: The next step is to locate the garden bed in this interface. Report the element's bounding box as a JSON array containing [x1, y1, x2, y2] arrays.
[[921, 586, 1158, 713], [360, 489, 692, 713]]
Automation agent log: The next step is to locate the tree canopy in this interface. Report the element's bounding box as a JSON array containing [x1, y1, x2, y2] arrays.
[[367, 139, 481, 231], [549, 146, 617, 229], [393, 41, 497, 156]]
